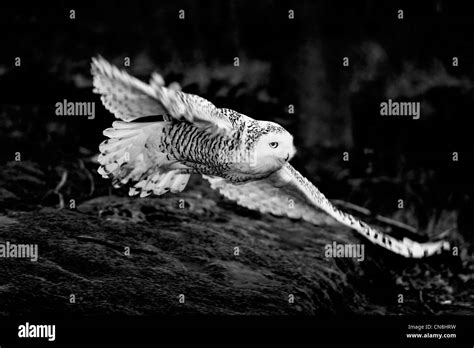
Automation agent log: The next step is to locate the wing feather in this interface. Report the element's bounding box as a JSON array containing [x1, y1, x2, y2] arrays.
[[204, 173, 336, 226], [91, 56, 235, 135], [91, 56, 166, 121], [205, 163, 451, 258]]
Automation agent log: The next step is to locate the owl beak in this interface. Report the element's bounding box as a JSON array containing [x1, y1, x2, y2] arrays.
[[287, 146, 297, 161]]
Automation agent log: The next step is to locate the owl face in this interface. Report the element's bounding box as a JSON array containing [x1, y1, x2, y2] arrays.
[[249, 122, 296, 173]]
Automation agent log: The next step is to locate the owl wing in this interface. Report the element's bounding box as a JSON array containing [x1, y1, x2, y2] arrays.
[[204, 171, 336, 227], [91, 56, 235, 135], [205, 163, 451, 258]]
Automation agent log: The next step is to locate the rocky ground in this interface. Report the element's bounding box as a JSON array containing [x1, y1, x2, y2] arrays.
[[0, 160, 472, 315]]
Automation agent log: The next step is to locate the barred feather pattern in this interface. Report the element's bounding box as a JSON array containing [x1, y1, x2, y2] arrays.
[[160, 121, 269, 182]]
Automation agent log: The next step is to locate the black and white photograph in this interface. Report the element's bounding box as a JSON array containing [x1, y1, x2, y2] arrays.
[[0, 1, 473, 346]]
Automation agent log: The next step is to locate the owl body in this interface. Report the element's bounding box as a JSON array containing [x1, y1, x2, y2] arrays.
[[155, 114, 286, 183], [160, 121, 244, 178]]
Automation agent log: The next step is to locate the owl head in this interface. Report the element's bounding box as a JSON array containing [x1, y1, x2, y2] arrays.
[[247, 121, 297, 174]]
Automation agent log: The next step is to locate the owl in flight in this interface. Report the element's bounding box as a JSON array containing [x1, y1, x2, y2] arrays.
[[91, 56, 450, 258]]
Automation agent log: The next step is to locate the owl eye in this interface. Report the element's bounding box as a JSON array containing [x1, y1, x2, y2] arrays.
[[269, 142, 279, 149]]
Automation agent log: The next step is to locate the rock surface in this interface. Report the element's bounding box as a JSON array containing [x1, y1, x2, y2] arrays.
[[0, 164, 470, 315]]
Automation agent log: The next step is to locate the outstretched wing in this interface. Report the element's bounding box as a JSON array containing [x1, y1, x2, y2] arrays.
[[91, 56, 235, 135], [91, 56, 166, 121], [205, 163, 451, 258], [204, 171, 337, 227]]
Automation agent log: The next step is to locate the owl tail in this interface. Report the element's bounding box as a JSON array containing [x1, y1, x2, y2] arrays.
[[98, 120, 191, 197], [98, 121, 161, 182]]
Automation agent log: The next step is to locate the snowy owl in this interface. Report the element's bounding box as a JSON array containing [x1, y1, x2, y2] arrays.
[[91, 56, 450, 258]]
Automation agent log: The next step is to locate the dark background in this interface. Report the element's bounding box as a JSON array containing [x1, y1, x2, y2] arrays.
[[1, 1, 474, 231], [0, 0, 472, 320]]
